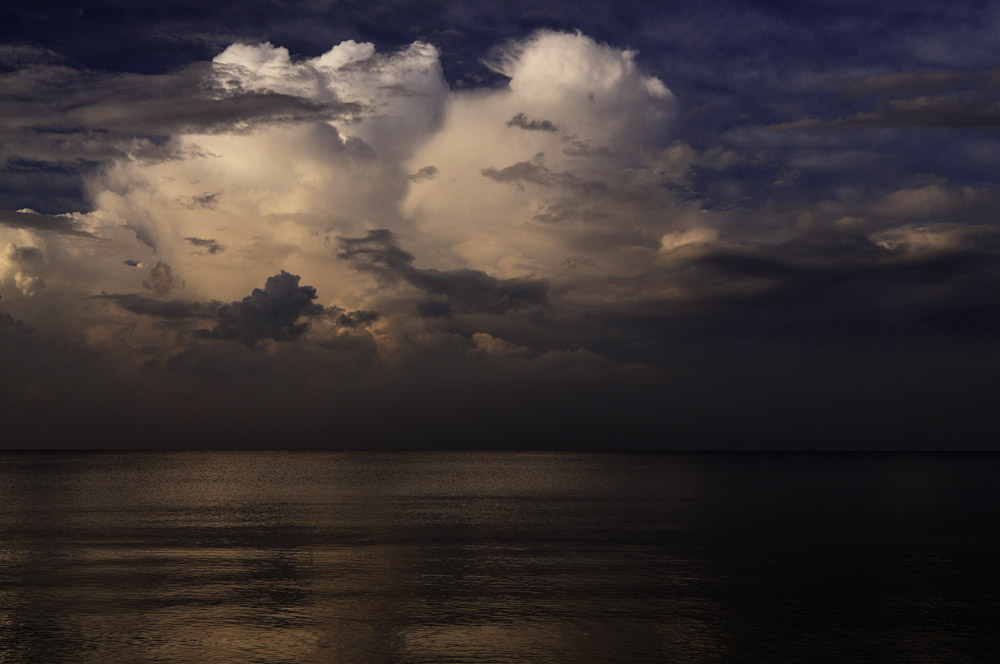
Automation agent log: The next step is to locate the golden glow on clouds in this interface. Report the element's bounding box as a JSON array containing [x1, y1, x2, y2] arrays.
[[1, 31, 682, 334]]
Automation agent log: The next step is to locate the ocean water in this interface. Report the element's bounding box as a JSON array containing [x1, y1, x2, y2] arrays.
[[0, 452, 997, 663]]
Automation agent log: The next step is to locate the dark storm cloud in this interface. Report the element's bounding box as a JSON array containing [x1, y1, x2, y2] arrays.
[[96, 294, 219, 320], [335, 309, 379, 328], [185, 236, 225, 254], [686, 237, 996, 305], [198, 270, 326, 346], [567, 228, 1000, 368], [0, 208, 94, 236], [0, 306, 103, 407], [506, 112, 558, 132], [0, 158, 95, 215], [336, 229, 415, 273], [101, 282, 377, 335], [415, 298, 452, 318], [407, 268, 549, 314], [338, 230, 548, 314]]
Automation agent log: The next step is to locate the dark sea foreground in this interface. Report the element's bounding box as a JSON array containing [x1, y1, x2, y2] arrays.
[[0, 452, 998, 663]]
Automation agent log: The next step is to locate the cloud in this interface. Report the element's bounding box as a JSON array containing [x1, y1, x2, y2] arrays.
[[178, 193, 220, 209], [336, 228, 416, 274], [409, 165, 438, 181], [867, 184, 1000, 224], [868, 222, 1000, 255], [1, 243, 46, 296], [97, 293, 219, 320], [415, 298, 452, 318], [185, 236, 225, 254], [785, 101, 1000, 131], [0, 62, 364, 167], [776, 79, 1000, 131], [9, 26, 1000, 447], [338, 229, 549, 314], [198, 270, 326, 347], [871, 185, 955, 218], [843, 68, 1000, 98], [0, 209, 95, 237], [480, 159, 564, 188], [210, 40, 447, 160], [142, 261, 177, 295], [658, 228, 719, 253], [485, 31, 673, 131], [506, 113, 558, 132], [401, 31, 677, 275], [60, 38, 453, 312], [335, 309, 379, 328], [52, 93, 359, 135]]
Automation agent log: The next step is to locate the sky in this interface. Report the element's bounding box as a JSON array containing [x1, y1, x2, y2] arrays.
[[2, 1, 999, 448]]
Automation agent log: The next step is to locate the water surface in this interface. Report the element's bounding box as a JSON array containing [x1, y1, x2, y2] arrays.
[[1, 452, 997, 662]]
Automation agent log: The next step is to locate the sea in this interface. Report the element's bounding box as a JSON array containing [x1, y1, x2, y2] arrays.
[[0, 452, 997, 663]]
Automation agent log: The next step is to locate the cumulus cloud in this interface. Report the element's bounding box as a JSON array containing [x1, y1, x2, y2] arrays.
[[210, 39, 447, 160], [398, 31, 680, 277], [198, 270, 326, 347], [8, 30, 682, 326], [1, 243, 46, 296], [58, 37, 453, 313], [484, 30, 673, 143]]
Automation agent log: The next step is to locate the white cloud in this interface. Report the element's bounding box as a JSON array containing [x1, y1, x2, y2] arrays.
[[402, 30, 679, 276], [3, 31, 694, 381], [72, 31, 684, 314], [211, 39, 447, 160], [486, 30, 673, 146]]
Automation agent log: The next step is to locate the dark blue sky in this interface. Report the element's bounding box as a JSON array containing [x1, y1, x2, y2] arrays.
[[4, 1, 998, 211]]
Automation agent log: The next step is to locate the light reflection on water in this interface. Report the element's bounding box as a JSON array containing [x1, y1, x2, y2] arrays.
[[0, 452, 997, 663]]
